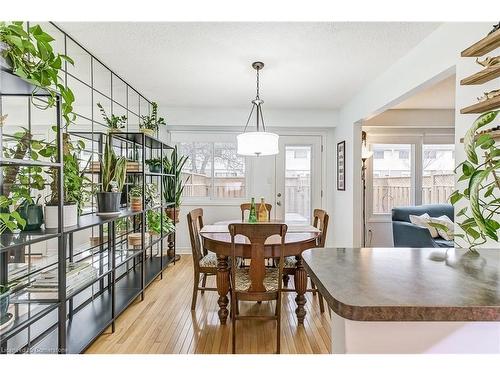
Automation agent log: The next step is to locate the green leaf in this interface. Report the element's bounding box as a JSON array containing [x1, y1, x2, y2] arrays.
[[484, 184, 495, 198], [465, 227, 480, 240], [449, 190, 463, 205], [457, 207, 468, 217]]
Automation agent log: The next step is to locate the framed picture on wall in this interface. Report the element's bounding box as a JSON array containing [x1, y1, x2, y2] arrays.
[[337, 141, 346, 191]]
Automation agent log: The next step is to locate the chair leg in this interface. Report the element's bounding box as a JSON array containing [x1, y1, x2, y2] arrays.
[[276, 295, 281, 354], [201, 274, 207, 294], [318, 291, 325, 314], [191, 272, 200, 310], [232, 294, 237, 354], [283, 274, 290, 288], [311, 279, 317, 295]]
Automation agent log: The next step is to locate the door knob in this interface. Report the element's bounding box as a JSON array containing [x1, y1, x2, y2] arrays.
[[277, 192, 282, 197], [276, 201, 282, 206]]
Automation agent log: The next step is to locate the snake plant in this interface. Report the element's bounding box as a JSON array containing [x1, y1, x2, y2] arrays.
[[162, 146, 189, 207], [451, 110, 500, 249], [101, 139, 127, 192]]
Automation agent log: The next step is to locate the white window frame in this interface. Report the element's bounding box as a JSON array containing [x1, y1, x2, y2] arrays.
[[367, 134, 454, 223], [170, 131, 249, 204]]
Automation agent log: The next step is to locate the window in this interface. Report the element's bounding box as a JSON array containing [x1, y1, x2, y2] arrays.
[[422, 144, 455, 205], [370, 141, 455, 215], [372, 144, 412, 214], [178, 141, 245, 200]]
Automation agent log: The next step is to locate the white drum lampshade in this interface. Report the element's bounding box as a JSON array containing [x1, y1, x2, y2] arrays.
[[237, 131, 279, 156]]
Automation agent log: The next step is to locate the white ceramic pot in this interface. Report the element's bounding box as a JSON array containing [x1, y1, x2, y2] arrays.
[[44, 204, 78, 229]]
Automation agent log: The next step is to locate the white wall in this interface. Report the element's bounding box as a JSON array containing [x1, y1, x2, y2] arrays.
[[333, 22, 490, 248]]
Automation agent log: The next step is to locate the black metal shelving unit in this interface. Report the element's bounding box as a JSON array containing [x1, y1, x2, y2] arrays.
[[0, 22, 177, 354]]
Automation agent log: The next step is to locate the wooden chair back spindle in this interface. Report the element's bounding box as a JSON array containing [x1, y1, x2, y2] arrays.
[[313, 208, 329, 247]]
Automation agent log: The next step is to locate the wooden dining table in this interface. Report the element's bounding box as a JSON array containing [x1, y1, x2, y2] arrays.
[[200, 220, 320, 325]]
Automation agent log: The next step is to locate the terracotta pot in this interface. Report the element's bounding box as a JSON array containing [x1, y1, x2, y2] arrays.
[[130, 197, 142, 212], [89, 235, 108, 247], [166, 207, 180, 223]]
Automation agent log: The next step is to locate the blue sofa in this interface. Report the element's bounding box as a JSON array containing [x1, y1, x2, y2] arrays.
[[392, 204, 454, 248]]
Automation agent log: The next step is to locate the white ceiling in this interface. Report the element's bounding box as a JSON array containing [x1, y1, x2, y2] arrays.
[[392, 75, 456, 109], [58, 22, 440, 110]]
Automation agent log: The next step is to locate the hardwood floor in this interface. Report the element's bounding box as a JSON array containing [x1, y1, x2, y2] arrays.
[[86, 255, 331, 354]]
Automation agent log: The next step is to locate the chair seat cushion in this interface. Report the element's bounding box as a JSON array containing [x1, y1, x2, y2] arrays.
[[284, 256, 297, 268], [234, 268, 279, 292], [199, 252, 218, 268]]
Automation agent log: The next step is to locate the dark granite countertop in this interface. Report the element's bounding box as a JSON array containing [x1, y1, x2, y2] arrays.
[[302, 248, 500, 321]]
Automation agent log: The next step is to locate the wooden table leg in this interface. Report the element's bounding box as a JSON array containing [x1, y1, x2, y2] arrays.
[[216, 255, 230, 324], [294, 255, 307, 325]]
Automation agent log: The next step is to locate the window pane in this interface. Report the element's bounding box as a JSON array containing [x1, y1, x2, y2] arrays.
[[285, 145, 311, 224], [213, 143, 245, 198], [422, 144, 455, 205], [372, 144, 412, 214], [179, 142, 212, 198]]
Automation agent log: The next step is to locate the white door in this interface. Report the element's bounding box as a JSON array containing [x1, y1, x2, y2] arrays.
[[275, 136, 322, 223]]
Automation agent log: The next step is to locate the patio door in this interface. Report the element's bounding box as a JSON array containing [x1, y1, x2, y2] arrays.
[[275, 136, 322, 223]]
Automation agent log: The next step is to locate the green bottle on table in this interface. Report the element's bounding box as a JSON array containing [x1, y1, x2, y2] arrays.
[[248, 197, 257, 223]]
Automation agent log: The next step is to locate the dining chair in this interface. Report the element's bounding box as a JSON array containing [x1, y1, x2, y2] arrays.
[[229, 223, 287, 354], [240, 202, 272, 221], [187, 208, 218, 310], [283, 208, 329, 314]]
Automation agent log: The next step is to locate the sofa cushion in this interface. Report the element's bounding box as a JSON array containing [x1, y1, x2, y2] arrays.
[[392, 204, 454, 223], [430, 215, 454, 241], [409, 213, 439, 238]]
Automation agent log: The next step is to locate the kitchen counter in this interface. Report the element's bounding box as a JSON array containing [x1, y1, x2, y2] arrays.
[[302, 248, 500, 353]]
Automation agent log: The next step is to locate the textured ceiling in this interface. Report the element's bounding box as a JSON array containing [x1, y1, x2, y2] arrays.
[[392, 75, 456, 109], [58, 22, 440, 110]]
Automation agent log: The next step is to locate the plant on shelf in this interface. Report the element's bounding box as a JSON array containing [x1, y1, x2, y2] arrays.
[[129, 185, 143, 212], [145, 157, 163, 173], [449, 110, 500, 251], [0, 195, 25, 235], [145, 182, 160, 208], [162, 146, 189, 223], [97, 102, 127, 133], [0, 22, 76, 127], [140, 102, 166, 136], [147, 210, 175, 236], [1, 128, 44, 231], [39, 133, 92, 228], [96, 138, 127, 214]]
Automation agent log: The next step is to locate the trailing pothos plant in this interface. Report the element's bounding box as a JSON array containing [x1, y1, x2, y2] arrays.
[[450, 110, 500, 250], [0, 22, 76, 127]]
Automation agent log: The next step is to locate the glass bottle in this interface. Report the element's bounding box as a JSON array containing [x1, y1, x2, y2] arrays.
[[258, 197, 269, 222], [248, 197, 257, 223]]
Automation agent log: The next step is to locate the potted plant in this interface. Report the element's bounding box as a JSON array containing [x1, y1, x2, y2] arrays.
[[145, 157, 162, 173], [41, 134, 91, 228], [97, 102, 127, 133], [96, 138, 127, 214], [140, 102, 166, 136], [0, 22, 76, 126], [163, 146, 189, 223], [147, 210, 175, 237], [129, 185, 143, 212], [2, 129, 45, 231], [449, 110, 500, 250]]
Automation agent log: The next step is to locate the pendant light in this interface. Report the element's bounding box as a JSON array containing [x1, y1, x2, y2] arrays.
[[237, 61, 279, 156]]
